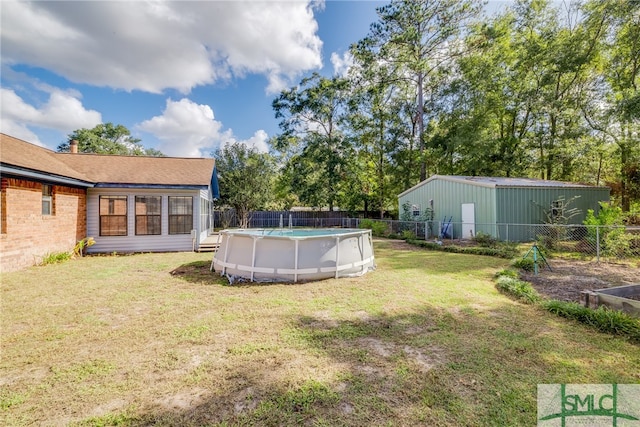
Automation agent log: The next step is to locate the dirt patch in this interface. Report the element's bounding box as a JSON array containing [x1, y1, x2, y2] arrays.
[[520, 259, 639, 302]]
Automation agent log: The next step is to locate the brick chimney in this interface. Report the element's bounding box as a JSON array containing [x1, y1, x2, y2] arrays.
[[70, 139, 78, 154]]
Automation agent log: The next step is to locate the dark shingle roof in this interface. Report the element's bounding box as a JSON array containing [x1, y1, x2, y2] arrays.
[[0, 133, 214, 187]]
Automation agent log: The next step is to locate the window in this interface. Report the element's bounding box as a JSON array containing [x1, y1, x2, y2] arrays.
[[42, 184, 53, 215], [169, 196, 193, 234], [135, 196, 161, 235], [100, 196, 127, 236], [412, 204, 420, 217]]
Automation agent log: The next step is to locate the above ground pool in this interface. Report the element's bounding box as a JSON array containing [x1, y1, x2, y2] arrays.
[[211, 228, 375, 283]]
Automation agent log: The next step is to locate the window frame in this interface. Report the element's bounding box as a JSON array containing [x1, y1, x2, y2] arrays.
[[99, 195, 128, 236], [168, 196, 193, 235], [135, 196, 162, 236], [42, 184, 53, 216]]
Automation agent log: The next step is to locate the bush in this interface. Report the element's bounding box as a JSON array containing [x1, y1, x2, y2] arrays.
[[495, 269, 519, 279], [473, 232, 498, 248], [359, 219, 388, 237], [495, 276, 542, 304], [542, 300, 640, 342], [405, 239, 517, 259], [41, 252, 72, 266], [401, 230, 416, 240], [511, 257, 534, 272]]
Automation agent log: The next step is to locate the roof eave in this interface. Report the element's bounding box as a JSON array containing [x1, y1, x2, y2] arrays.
[[0, 163, 95, 188], [92, 183, 209, 190]]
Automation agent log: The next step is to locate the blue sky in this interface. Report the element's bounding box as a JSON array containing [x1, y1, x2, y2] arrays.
[[1, 1, 509, 157]]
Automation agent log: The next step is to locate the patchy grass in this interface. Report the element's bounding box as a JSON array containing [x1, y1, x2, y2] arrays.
[[1, 241, 638, 426]]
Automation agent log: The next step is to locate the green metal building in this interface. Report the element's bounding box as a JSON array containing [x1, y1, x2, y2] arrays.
[[398, 175, 610, 241]]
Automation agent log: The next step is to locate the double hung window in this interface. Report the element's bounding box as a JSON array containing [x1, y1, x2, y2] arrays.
[[42, 185, 53, 215], [100, 196, 127, 236], [135, 196, 161, 235], [169, 196, 193, 234]]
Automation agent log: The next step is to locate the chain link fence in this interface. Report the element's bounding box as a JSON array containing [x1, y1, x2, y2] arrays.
[[213, 211, 639, 262], [341, 218, 640, 262]]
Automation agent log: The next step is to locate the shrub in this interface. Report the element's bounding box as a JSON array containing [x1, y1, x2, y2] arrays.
[[542, 300, 640, 342], [495, 269, 519, 279], [405, 239, 517, 259], [359, 219, 388, 237], [511, 257, 534, 272], [73, 237, 96, 257], [41, 252, 72, 266], [495, 276, 542, 304], [401, 230, 416, 240], [473, 232, 498, 248]]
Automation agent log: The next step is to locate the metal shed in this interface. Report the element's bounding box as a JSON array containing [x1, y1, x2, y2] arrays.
[[398, 175, 610, 241]]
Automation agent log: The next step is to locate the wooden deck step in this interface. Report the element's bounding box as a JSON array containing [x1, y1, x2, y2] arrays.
[[197, 243, 219, 252], [197, 233, 221, 252]]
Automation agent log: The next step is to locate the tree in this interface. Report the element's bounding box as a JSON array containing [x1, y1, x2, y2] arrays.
[[581, 0, 640, 211], [359, 0, 482, 183], [57, 123, 164, 156], [346, 47, 409, 217], [273, 74, 353, 210], [213, 142, 275, 228]]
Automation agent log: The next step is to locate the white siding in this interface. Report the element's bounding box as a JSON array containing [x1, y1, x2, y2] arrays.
[[86, 188, 201, 253], [197, 188, 210, 245]]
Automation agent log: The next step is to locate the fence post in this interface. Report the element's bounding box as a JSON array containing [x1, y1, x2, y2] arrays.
[[506, 223, 509, 242], [596, 226, 600, 263]]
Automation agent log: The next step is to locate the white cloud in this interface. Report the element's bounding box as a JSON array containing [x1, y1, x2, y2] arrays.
[[137, 98, 270, 157], [1, 1, 323, 94], [0, 87, 102, 143], [231, 129, 270, 154], [331, 51, 354, 77]]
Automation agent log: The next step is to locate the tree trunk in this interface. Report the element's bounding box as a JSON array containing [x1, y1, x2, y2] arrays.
[[418, 72, 426, 182]]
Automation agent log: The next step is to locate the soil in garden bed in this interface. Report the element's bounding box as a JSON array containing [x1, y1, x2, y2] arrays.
[[520, 259, 640, 303]]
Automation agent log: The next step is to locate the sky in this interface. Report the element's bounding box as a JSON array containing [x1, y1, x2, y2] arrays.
[[1, 1, 511, 158]]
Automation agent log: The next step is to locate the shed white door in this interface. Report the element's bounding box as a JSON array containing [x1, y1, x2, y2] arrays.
[[461, 203, 475, 239]]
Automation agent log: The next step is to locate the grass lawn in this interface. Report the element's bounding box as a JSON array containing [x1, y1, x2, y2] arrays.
[[1, 240, 638, 426]]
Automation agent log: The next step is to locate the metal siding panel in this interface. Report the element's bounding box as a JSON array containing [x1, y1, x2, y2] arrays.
[[398, 177, 496, 238]]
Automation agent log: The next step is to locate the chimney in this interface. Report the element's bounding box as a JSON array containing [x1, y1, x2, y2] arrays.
[[70, 139, 78, 154]]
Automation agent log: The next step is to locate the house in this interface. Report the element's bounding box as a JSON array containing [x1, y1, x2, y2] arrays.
[[0, 133, 216, 272], [398, 175, 610, 241]]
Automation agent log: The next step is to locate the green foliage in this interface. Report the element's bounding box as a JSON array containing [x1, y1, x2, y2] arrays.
[[511, 257, 535, 272], [495, 276, 542, 304], [401, 230, 416, 240], [472, 231, 498, 248], [275, 380, 339, 413], [583, 202, 634, 257], [406, 239, 517, 259], [58, 123, 164, 156], [41, 251, 72, 266], [73, 237, 95, 257], [584, 202, 624, 227], [273, 74, 353, 210], [541, 300, 640, 342], [359, 219, 388, 237], [495, 268, 519, 279], [494, 265, 640, 342], [213, 143, 276, 228]]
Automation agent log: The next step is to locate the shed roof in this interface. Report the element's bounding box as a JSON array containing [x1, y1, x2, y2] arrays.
[[0, 133, 214, 187], [399, 174, 608, 197]]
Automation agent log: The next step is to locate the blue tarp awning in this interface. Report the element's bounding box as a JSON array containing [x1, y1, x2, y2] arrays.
[[210, 164, 220, 200]]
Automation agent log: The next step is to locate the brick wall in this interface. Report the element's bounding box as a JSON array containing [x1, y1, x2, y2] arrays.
[[0, 177, 87, 272]]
